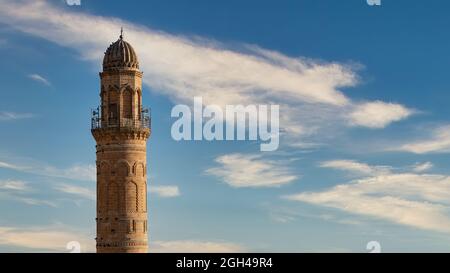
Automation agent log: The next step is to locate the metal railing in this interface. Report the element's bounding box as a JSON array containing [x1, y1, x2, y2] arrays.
[[91, 106, 151, 130]]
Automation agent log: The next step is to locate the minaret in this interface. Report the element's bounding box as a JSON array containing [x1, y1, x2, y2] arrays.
[[91, 30, 151, 253]]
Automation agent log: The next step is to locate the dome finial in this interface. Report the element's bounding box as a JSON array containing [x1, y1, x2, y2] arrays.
[[120, 27, 124, 40]]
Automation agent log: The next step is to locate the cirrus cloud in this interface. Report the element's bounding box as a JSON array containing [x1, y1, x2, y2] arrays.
[[348, 101, 414, 129], [286, 160, 450, 233], [0, 0, 414, 149], [150, 185, 180, 198], [395, 125, 450, 154], [28, 73, 51, 86], [0, 157, 95, 182], [0, 180, 29, 191], [206, 153, 298, 188], [150, 240, 245, 253], [320, 159, 392, 176], [54, 184, 95, 200], [0, 112, 34, 121], [0, 225, 94, 252]]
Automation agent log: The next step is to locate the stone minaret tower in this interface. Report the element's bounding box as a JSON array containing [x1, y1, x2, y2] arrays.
[[91, 31, 151, 253]]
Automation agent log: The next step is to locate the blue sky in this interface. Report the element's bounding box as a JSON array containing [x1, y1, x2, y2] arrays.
[[2, 0, 450, 252]]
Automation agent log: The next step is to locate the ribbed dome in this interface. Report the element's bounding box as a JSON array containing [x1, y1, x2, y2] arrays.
[[103, 35, 139, 71]]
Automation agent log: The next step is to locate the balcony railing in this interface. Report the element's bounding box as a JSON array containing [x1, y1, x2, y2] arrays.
[[91, 107, 151, 130]]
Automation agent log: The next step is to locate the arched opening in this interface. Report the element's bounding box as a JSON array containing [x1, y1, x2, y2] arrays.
[[108, 88, 119, 126], [116, 161, 129, 177], [123, 88, 133, 119], [135, 162, 145, 177]]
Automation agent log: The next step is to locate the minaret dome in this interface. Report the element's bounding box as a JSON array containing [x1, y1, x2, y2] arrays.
[[102, 31, 139, 71]]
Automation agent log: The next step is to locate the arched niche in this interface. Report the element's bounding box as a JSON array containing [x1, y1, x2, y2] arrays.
[[115, 160, 130, 177], [126, 181, 138, 213]]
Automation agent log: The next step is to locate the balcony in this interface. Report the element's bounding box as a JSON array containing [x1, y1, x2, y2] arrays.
[[91, 106, 151, 130]]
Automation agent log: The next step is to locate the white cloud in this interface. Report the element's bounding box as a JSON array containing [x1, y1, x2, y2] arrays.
[[54, 164, 96, 181], [349, 101, 414, 129], [28, 73, 51, 86], [0, 180, 29, 191], [150, 185, 180, 198], [396, 125, 450, 154], [412, 162, 433, 173], [0, 179, 58, 207], [206, 153, 298, 188], [0, 1, 354, 105], [270, 213, 297, 224], [0, 112, 34, 121], [266, 206, 300, 223], [266, 203, 364, 226], [0, 161, 23, 170], [320, 159, 391, 176], [0, 0, 413, 150], [0, 191, 58, 207], [286, 160, 450, 233], [0, 225, 240, 253], [0, 225, 94, 252], [0, 158, 95, 182], [16, 197, 57, 207], [150, 240, 245, 253], [54, 184, 95, 200]]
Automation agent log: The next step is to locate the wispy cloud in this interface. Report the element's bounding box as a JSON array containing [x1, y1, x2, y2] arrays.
[[150, 240, 245, 253], [0, 161, 24, 170], [0, 180, 29, 191], [150, 185, 180, 198], [0, 179, 57, 207], [0, 0, 414, 149], [16, 197, 57, 207], [0, 158, 95, 182], [0, 226, 241, 253], [412, 162, 433, 173], [0, 225, 94, 252], [28, 73, 51, 86], [206, 153, 298, 188], [54, 184, 95, 200], [348, 101, 414, 129], [320, 159, 392, 176], [395, 125, 450, 154], [266, 204, 364, 226], [0, 192, 58, 207], [0, 111, 34, 121], [286, 160, 450, 233], [0, 157, 95, 205]]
